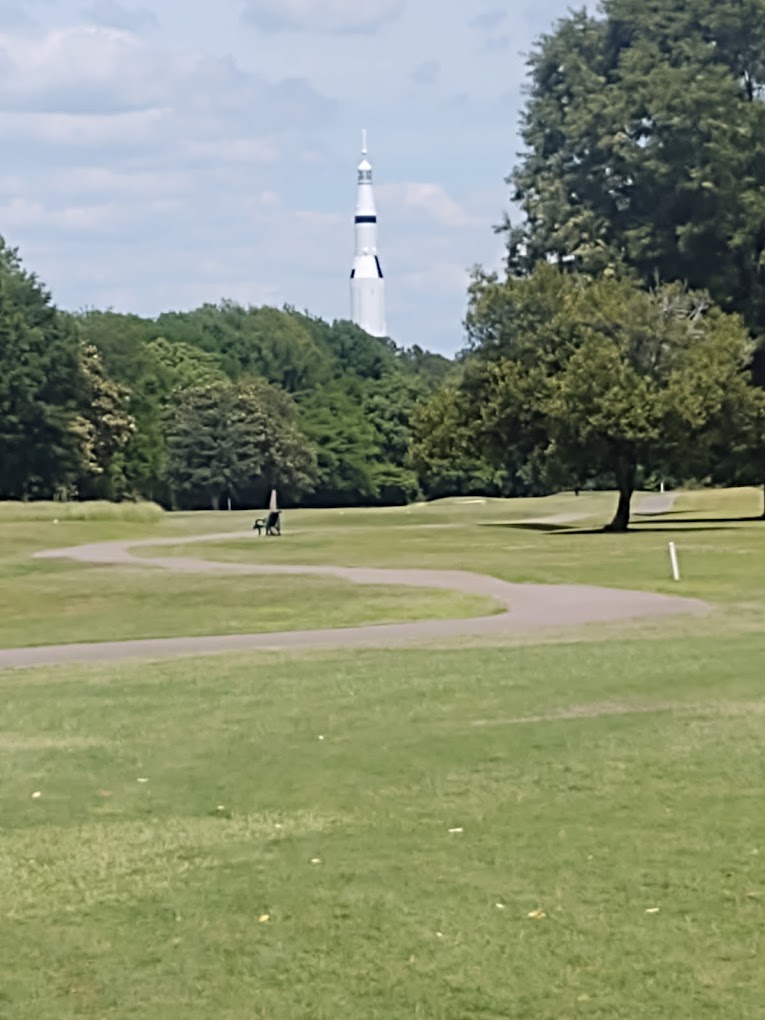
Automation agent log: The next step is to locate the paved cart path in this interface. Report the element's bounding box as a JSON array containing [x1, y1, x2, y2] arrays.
[[0, 523, 708, 670]]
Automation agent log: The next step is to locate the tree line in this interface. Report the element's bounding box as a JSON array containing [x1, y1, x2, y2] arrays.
[[2, 0, 764, 526], [0, 237, 457, 510]]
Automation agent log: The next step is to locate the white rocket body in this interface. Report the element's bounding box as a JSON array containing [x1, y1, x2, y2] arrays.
[[350, 136, 386, 337]]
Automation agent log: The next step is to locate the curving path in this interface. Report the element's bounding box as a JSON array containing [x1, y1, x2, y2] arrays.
[[0, 527, 709, 670]]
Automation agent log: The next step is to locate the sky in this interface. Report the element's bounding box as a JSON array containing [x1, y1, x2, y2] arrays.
[[0, 0, 580, 356]]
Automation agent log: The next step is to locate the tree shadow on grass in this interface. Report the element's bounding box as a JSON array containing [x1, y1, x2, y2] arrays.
[[479, 518, 762, 535], [478, 522, 587, 533], [632, 507, 762, 522], [560, 524, 751, 535], [632, 516, 764, 526]]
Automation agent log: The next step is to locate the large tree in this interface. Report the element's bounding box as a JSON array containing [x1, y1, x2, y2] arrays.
[[164, 379, 317, 510], [505, 0, 765, 339], [0, 240, 85, 500], [413, 267, 754, 530]]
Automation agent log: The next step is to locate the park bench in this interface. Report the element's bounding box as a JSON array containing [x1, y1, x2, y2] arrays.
[[253, 510, 281, 536]]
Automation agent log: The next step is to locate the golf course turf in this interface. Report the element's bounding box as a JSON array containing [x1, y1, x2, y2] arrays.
[[1, 489, 763, 1018]]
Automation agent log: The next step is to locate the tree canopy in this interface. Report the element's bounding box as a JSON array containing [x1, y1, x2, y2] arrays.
[[505, 0, 765, 341], [0, 240, 86, 500], [422, 0, 764, 517], [69, 278, 453, 508], [164, 379, 317, 510], [414, 267, 755, 529]]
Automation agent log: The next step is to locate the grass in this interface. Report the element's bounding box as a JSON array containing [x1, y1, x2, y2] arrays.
[[137, 488, 765, 632], [1, 488, 765, 1016], [0, 513, 499, 649], [4, 488, 763, 650], [1, 636, 764, 1018], [0, 565, 499, 648], [0, 500, 165, 523]]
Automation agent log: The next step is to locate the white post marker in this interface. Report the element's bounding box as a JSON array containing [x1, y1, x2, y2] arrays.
[[668, 541, 680, 582]]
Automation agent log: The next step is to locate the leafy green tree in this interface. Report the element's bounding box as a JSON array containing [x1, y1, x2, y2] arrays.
[[76, 310, 170, 502], [74, 301, 460, 507], [164, 379, 317, 510], [415, 267, 754, 530], [408, 384, 510, 500], [704, 374, 765, 515], [298, 385, 381, 506], [76, 310, 156, 385], [397, 344, 453, 389], [0, 239, 84, 499], [320, 319, 397, 381], [144, 337, 228, 392], [155, 303, 331, 392], [502, 0, 765, 507], [361, 374, 423, 503], [71, 343, 136, 499], [505, 0, 765, 339]]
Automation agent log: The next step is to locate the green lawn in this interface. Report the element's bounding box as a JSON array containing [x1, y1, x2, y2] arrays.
[[0, 563, 500, 649], [1, 635, 764, 1018], [0, 507, 498, 649], [1, 489, 764, 1017], [139, 487, 765, 633]]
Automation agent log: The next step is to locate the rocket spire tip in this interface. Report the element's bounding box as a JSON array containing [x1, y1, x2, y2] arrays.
[[361, 128, 368, 156]]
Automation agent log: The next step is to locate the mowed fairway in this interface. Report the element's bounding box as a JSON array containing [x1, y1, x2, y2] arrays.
[[1, 490, 764, 1018], [0, 503, 499, 649]]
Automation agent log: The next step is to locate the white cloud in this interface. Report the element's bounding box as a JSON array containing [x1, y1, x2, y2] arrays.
[[469, 9, 507, 32], [0, 3, 38, 31], [0, 0, 577, 354], [241, 0, 403, 34], [410, 60, 439, 86], [0, 107, 172, 145], [44, 166, 194, 198], [183, 137, 280, 164], [399, 261, 471, 295], [378, 182, 481, 229], [0, 26, 165, 112], [0, 196, 125, 232], [80, 1, 159, 32], [0, 25, 335, 129]]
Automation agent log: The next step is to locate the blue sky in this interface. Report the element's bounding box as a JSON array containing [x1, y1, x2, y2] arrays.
[[0, 0, 580, 355]]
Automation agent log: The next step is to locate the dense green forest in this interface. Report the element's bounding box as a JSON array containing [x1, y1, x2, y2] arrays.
[[2, 0, 765, 527], [0, 235, 470, 509]]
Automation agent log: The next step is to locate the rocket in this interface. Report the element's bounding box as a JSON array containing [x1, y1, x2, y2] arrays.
[[350, 131, 386, 338]]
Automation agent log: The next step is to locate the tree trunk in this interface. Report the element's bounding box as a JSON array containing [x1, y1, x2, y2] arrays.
[[211, 493, 220, 511], [762, 479, 765, 520], [605, 461, 635, 532]]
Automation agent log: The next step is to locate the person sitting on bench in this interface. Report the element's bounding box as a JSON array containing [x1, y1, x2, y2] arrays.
[[253, 510, 281, 535]]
